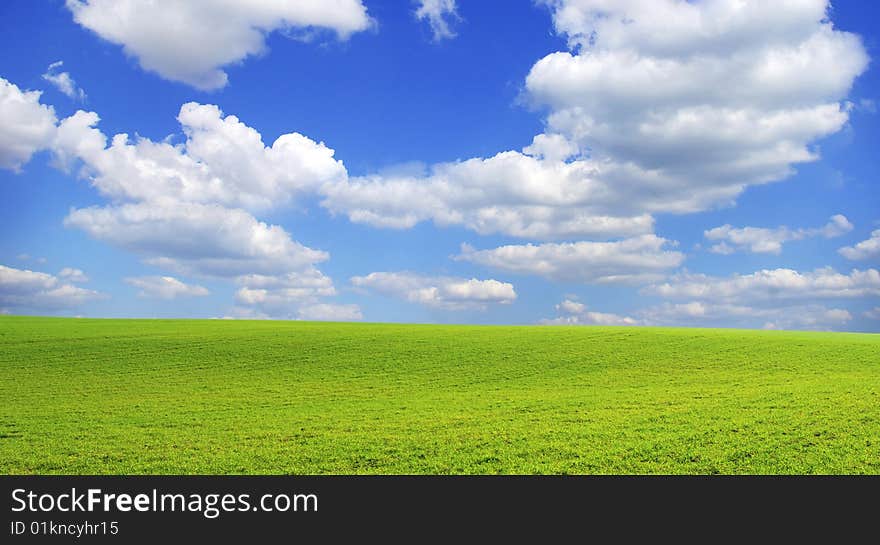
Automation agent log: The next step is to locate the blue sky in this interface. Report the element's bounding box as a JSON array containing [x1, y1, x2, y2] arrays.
[[1, 0, 878, 331]]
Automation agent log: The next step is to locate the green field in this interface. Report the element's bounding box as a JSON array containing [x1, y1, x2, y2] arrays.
[[1, 316, 878, 474]]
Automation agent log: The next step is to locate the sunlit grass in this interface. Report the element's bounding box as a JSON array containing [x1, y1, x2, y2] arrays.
[[1, 316, 877, 474]]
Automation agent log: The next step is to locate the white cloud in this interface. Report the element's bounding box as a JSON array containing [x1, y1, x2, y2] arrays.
[[525, 1, 867, 212], [628, 263, 879, 331], [638, 301, 852, 331], [457, 235, 684, 284], [297, 303, 362, 321], [51, 101, 340, 282], [41, 61, 86, 101], [521, 133, 578, 163], [865, 307, 880, 320], [414, 0, 460, 41], [235, 270, 336, 294], [64, 201, 327, 278], [0, 77, 358, 320], [761, 307, 853, 330], [707, 241, 734, 255], [556, 299, 585, 315], [839, 229, 880, 261], [58, 267, 89, 283], [53, 103, 347, 211], [32, 92, 352, 318], [0, 264, 101, 313], [65, 0, 373, 90], [541, 296, 854, 331], [322, 1, 866, 241], [321, 149, 656, 240], [351, 272, 516, 310], [0, 78, 57, 171], [704, 214, 852, 254], [639, 301, 741, 322], [125, 276, 209, 299], [542, 299, 640, 325], [233, 268, 337, 317], [644, 268, 880, 302]]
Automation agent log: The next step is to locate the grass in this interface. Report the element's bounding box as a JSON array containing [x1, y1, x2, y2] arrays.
[[0, 315, 877, 474]]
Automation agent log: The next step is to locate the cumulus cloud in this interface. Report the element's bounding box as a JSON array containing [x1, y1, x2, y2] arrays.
[[556, 299, 585, 315], [4, 2, 872, 329], [0, 264, 101, 313], [414, 0, 460, 41], [644, 268, 880, 302], [542, 299, 641, 325], [612, 264, 880, 331], [0, 78, 57, 171], [541, 297, 854, 331], [321, 150, 656, 239], [526, 0, 867, 208], [65, 202, 326, 278], [0, 83, 353, 319], [521, 133, 579, 163], [704, 214, 852, 254], [638, 301, 852, 331], [351, 272, 516, 310], [67, 200, 347, 318], [51, 100, 343, 309], [41, 61, 86, 101], [839, 229, 880, 261], [58, 267, 89, 283], [457, 235, 684, 284], [53, 103, 347, 211], [125, 276, 209, 299], [233, 268, 338, 317], [65, 0, 373, 90], [2, 79, 337, 298], [297, 303, 362, 321], [322, 1, 866, 241], [760, 307, 853, 330]]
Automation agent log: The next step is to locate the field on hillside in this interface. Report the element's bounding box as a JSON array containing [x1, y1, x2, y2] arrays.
[[0, 316, 877, 474]]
